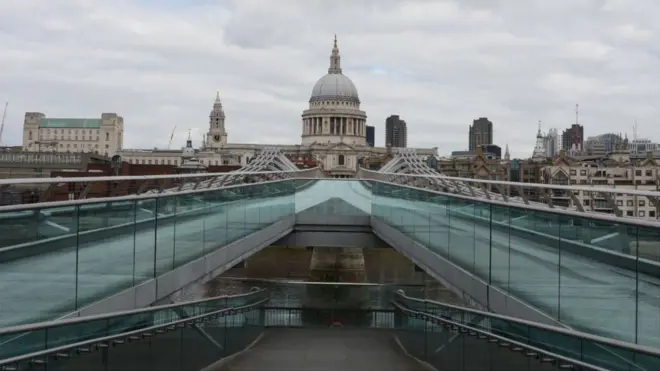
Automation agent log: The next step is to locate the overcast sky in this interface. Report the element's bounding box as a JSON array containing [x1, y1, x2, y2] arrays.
[[0, 0, 658, 158]]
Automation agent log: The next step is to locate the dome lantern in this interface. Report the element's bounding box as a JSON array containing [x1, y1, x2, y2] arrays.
[[309, 35, 360, 104]]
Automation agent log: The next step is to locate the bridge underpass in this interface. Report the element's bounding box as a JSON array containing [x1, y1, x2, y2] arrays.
[[0, 150, 659, 349]]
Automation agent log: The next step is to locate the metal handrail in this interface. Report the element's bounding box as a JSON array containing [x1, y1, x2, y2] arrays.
[[4, 171, 660, 229], [3, 164, 655, 198], [0, 177, 300, 213], [0, 169, 306, 186], [0, 288, 266, 337], [367, 176, 660, 228], [395, 291, 660, 358], [364, 167, 660, 198], [0, 298, 269, 368], [392, 301, 608, 371]]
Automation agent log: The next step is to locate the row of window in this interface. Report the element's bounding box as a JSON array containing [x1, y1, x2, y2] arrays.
[[311, 100, 359, 108], [26, 143, 110, 150], [577, 200, 656, 217], [29, 132, 111, 141], [616, 199, 648, 207], [628, 210, 655, 217], [42, 129, 100, 135], [127, 158, 233, 166], [570, 169, 656, 176], [569, 179, 657, 186]]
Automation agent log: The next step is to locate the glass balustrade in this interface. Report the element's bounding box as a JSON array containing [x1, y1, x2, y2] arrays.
[[0, 289, 268, 360], [1, 178, 659, 350], [0, 181, 296, 327], [394, 292, 660, 371], [371, 181, 660, 348]]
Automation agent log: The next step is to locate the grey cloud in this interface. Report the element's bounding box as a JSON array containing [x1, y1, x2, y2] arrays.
[[1, 0, 660, 158]]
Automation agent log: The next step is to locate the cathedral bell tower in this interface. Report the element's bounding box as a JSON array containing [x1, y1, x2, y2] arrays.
[[207, 90, 227, 148]]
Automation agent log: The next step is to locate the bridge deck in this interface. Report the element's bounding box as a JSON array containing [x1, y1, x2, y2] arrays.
[[0, 181, 658, 346], [217, 328, 429, 371]]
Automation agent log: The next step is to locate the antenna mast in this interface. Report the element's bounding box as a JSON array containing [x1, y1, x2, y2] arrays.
[[0, 102, 7, 146]]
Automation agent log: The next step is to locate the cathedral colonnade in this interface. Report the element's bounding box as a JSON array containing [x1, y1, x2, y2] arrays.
[[303, 117, 366, 136]]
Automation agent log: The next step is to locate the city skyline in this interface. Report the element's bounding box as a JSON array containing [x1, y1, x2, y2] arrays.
[[1, 1, 660, 158]]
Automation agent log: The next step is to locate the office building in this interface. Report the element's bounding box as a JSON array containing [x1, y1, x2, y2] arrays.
[[469, 117, 493, 151], [366, 125, 375, 147], [385, 115, 407, 148], [561, 124, 584, 153], [22, 113, 124, 157]]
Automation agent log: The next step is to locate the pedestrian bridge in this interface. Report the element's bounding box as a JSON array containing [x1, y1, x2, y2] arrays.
[[0, 149, 659, 351]]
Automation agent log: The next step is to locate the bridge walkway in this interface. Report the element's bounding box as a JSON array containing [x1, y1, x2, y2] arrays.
[[216, 328, 429, 371], [0, 179, 658, 347]]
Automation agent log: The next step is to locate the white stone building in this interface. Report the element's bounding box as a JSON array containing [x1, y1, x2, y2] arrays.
[[22, 113, 124, 157], [118, 36, 437, 177]]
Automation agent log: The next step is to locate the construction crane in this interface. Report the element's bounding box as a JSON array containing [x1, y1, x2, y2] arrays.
[[167, 125, 177, 149], [0, 102, 7, 146]]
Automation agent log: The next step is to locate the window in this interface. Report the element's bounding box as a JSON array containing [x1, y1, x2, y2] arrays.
[[636, 170, 642, 176], [627, 200, 633, 206], [639, 200, 646, 207], [28, 131, 33, 140], [570, 169, 576, 175], [580, 170, 586, 176], [105, 133, 109, 141], [650, 210, 656, 218], [639, 211, 646, 217], [616, 200, 623, 206], [338, 154, 345, 166], [646, 170, 653, 176], [627, 211, 633, 216]]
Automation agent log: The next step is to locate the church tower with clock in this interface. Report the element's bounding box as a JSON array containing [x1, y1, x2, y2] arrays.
[[206, 90, 227, 148]]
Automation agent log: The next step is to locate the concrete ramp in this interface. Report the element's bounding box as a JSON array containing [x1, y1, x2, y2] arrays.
[[214, 328, 429, 371]]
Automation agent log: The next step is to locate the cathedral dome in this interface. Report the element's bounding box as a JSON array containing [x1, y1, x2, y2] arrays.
[[310, 73, 359, 103], [308, 35, 360, 104]]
